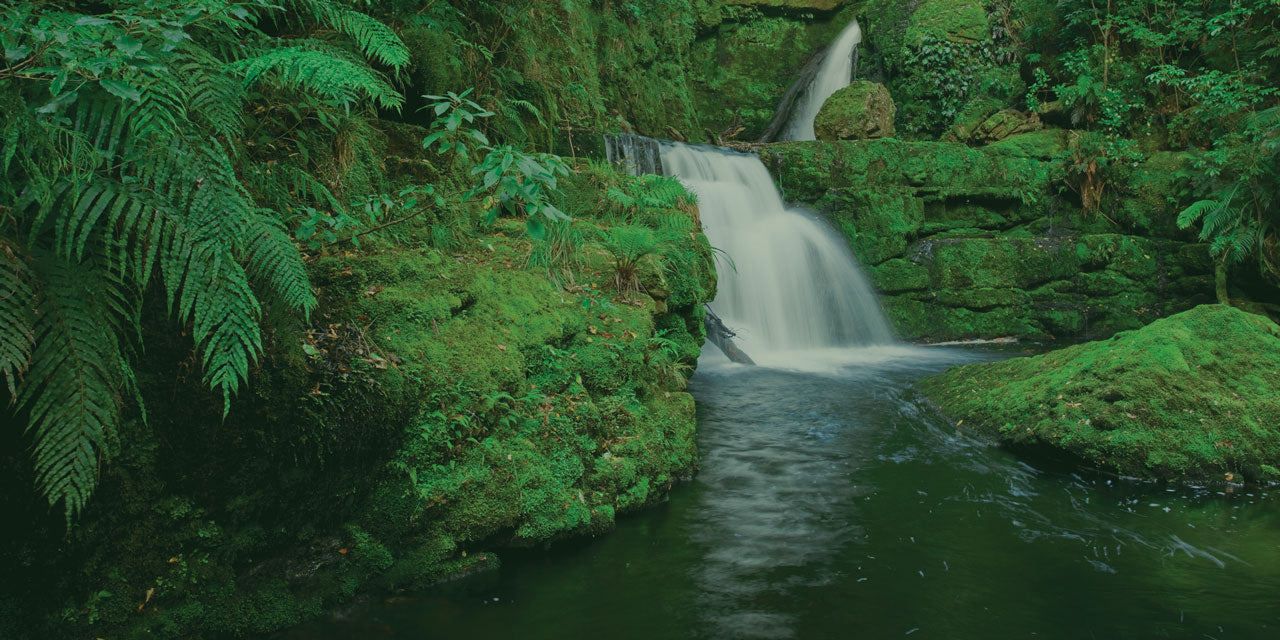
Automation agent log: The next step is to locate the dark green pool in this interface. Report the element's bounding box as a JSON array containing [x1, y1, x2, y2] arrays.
[[284, 347, 1280, 639]]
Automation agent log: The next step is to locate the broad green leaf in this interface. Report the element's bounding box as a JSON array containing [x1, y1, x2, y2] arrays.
[[100, 78, 142, 102]]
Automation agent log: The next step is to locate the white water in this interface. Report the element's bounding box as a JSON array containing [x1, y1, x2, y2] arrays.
[[661, 142, 894, 368], [779, 19, 862, 141]]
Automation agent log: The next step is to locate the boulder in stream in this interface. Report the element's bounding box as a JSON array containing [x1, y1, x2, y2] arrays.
[[919, 305, 1280, 482], [814, 81, 896, 141]]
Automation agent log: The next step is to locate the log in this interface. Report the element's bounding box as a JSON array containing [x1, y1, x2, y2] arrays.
[[704, 306, 755, 365]]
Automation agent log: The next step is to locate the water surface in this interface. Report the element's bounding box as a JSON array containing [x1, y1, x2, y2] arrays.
[[286, 348, 1280, 639]]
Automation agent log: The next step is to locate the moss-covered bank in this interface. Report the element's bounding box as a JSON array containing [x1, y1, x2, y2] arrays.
[[918, 305, 1280, 481], [763, 138, 1216, 341], [0, 166, 716, 638]]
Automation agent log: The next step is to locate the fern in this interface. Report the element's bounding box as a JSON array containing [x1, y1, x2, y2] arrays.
[[1, 0, 398, 519], [229, 46, 403, 110], [19, 253, 132, 519], [0, 241, 35, 397]]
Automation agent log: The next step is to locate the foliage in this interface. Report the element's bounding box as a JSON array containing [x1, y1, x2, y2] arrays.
[[470, 144, 571, 237], [1177, 107, 1280, 288], [0, 0, 406, 519], [420, 89, 493, 163], [596, 216, 691, 294]]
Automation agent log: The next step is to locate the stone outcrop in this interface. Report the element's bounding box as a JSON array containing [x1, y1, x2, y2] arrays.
[[763, 138, 1215, 341]]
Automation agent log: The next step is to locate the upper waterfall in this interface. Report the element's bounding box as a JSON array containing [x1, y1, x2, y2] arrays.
[[778, 19, 862, 141]]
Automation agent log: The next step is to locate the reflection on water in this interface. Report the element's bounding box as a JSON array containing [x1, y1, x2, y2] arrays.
[[281, 348, 1280, 640]]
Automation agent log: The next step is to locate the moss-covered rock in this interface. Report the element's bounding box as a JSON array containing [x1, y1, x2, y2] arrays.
[[904, 0, 989, 45], [4, 164, 717, 639], [814, 81, 896, 141], [762, 140, 1216, 341], [919, 305, 1280, 481], [945, 98, 1043, 145]]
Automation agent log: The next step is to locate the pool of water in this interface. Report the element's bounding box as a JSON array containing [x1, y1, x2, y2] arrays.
[[284, 347, 1280, 639]]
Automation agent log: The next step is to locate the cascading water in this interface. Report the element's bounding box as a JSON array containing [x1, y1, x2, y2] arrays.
[[777, 19, 862, 141], [604, 18, 896, 369], [658, 143, 894, 368]]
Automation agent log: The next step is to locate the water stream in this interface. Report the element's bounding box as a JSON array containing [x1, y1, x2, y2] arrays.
[[287, 351, 1280, 639]]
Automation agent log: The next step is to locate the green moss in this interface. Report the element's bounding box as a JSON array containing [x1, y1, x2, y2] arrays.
[[904, 0, 989, 45], [919, 305, 1280, 481], [814, 81, 896, 141], [765, 139, 1215, 342]]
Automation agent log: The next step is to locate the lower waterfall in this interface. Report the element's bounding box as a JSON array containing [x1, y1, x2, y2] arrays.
[[658, 142, 896, 367]]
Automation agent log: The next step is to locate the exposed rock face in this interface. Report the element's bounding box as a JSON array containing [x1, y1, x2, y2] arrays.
[[918, 305, 1280, 481], [814, 81, 896, 140], [762, 139, 1216, 341], [945, 99, 1044, 144]]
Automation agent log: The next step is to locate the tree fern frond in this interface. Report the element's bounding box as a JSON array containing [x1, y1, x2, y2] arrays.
[[281, 0, 410, 69], [334, 9, 410, 68], [1176, 198, 1217, 230], [18, 253, 130, 519], [241, 213, 317, 318], [0, 241, 36, 397], [179, 49, 247, 139], [505, 99, 546, 128], [228, 46, 403, 110], [189, 258, 263, 415]]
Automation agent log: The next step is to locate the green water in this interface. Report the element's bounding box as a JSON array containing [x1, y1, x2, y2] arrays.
[[285, 347, 1280, 639]]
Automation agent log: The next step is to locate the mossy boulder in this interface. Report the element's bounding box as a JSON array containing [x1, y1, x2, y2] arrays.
[[904, 0, 990, 45], [814, 81, 896, 141], [919, 305, 1280, 481], [945, 98, 1043, 145]]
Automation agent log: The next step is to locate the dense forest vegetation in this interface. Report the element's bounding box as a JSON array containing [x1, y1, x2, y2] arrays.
[[1, 0, 1278, 637]]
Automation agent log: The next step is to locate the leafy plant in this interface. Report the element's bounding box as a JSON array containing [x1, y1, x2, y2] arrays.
[[420, 88, 493, 163], [0, 0, 407, 519], [596, 223, 685, 294], [471, 144, 571, 237]]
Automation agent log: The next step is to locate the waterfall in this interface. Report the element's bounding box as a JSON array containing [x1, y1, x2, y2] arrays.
[[659, 143, 893, 363], [777, 19, 862, 142]]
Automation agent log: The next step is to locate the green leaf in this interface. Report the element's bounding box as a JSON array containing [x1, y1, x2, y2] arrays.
[[50, 69, 68, 96], [114, 35, 144, 57], [100, 79, 142, 102], [4, 45, 31, 62], [526, 216, 546, 240]]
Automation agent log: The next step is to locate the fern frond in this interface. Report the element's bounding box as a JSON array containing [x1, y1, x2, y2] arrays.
[[1176, 198, 1216, 230], [0, 241, 35, 397], [190, 258, 263, 415], [334, 9, 410, 68], [241, 213, 317, 318], [178, 49, 246, 139], [228, 46, 403, 110], [18, 253, 130, 519]]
